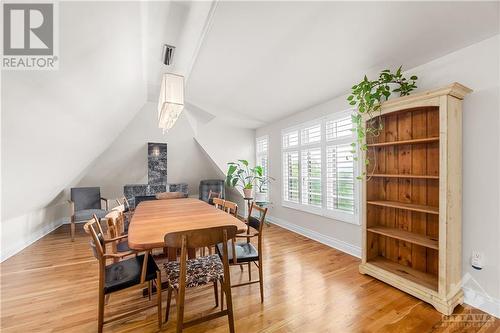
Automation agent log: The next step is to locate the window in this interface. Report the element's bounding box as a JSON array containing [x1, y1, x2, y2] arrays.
[[281, 111, 359, 224], [256, 136, 269, 200]]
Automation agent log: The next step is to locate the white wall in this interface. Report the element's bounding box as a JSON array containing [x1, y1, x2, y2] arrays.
[[257, 35, 500, 316], [195, 117, 256, 214], [77, 102, 222, 199]]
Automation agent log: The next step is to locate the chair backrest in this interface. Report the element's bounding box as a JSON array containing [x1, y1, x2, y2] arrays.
[[164, 225, 237, 249], [83, 215, 106, 260], [115, 197, 132, 211], [247, 203, 268, 233], [156, 192, 185, 200], [212, 197, 225, 210], [105, 210, 124, 239], [199, 180, 225, 203], [71, 187, 101, 211], [134, 195, 156, 207], [223, 200, 238, 217], [112, 204, 125, 213], [208, 189, 222, 203]]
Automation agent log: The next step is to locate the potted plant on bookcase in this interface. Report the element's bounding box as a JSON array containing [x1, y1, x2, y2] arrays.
[[348, 66, 418, 178], [226, 160, 263, 199]]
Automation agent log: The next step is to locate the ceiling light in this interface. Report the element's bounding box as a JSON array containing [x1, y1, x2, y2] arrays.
[[158, 73, 184, 133]]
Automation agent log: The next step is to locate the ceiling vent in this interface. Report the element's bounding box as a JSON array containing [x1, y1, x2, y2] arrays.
[[162, 44, 175, 66]]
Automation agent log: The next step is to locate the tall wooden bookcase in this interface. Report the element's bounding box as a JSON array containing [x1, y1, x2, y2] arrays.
[[358, 83, 472, 315]]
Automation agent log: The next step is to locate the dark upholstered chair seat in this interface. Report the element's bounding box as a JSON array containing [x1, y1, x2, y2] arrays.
[[104, 254, 158, 294], [216, 241, 259, 263], [116, 241, 131, 252], [75, 209, 108, 221], [163, 254, 223, 289]]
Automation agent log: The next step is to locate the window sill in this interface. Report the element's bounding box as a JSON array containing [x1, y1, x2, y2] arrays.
[[282, 201, 359, 225]]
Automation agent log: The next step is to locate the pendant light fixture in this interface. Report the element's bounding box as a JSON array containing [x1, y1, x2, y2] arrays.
[[157, 44, 184, 133], [158, 72, 184, 133]]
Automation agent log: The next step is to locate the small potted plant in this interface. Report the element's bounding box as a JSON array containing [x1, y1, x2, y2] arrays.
[[226, 160, 262, 198], [254, 175, 274, 202]]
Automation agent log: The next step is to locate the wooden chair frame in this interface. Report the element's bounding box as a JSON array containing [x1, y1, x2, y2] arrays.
[[212, 197, 225, 210], [115, 197, 134, 220], [223, 200, 238, 217], [104, 210, 137, 262], [84, 216, 162, 333], [208, 190, 222, 202], [230, 203, 267, 303], [164, 226, 237, 333]]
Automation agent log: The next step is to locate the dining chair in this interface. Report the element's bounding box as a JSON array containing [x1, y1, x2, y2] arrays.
[[163, 226, 236, 333], [199, 180, 224, 204], [104, 210, 136, 262], [216, 202, 268, 303], [202, 197, 225, 256], [207, 189, 222, 205], [83, 217, 162, 333], [223, 200, 238, 217], [115, 197, 133, 213], [115, 198, 134, 232], [156, 192, 186, 200], [212, 197, 225, 210]]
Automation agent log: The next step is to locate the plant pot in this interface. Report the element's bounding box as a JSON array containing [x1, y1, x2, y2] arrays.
[[243, 188, 253, 199], [255, 191, 266, 202]]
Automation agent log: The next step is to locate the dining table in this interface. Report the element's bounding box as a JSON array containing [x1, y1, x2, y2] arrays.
[[128, 197, 248, 260]]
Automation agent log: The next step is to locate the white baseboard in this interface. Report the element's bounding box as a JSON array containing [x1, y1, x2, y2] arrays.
[[1, 217, 67, 262], [464, 287, 500, 319], [266, 215, 361, 258]]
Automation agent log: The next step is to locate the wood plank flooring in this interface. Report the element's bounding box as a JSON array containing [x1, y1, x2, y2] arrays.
[[1, 224, 498, 332]]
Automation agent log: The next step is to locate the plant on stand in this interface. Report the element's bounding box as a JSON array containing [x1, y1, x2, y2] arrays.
[[225, 160, 262, 198], [254, 174, 274, 203]]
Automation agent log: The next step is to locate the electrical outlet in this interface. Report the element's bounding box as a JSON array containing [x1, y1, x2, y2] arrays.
[[471, 251, 484, 270]]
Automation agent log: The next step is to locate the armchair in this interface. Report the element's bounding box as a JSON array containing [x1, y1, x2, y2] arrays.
[[68, 187, 109, 241], [199, 179, 225, 205]]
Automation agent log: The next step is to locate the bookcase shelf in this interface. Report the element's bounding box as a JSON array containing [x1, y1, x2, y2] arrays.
[[367, 257, 438, 291], [359, 83, 472, 315], [368, 174, 439, 180], [366, 137, 439, 147], [367, 200, 439, 215], [367, 226, 439, 250]]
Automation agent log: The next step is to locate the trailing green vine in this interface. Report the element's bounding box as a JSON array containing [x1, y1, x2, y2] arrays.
[[347, 66, 418, 179]]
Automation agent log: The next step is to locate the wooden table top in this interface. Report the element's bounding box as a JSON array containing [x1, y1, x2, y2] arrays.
[[128, 198, 248, 250]]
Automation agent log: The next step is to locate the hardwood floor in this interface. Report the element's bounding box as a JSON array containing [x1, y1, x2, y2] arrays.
[[1, 224, 498, 332]]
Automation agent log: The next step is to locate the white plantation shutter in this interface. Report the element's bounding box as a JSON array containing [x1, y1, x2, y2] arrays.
[[326, 144, 355, 212], [283, 151, 299, 202], [256, 136, 268, 154], [301, 148, 322, 206], [282, 130, 299, 148], [256, 136, 269, 200], [281, 111, 358, 224], [301, 123, 321, 145], [326, 117, 352, 140], [257, 155, 268, 191]]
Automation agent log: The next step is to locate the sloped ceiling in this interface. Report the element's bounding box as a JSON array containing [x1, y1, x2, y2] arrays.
[[1, 0, 222, 223], [2, 2, 146, 221], [2, 0, 499, 223], [186, 1, 499, 126]]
